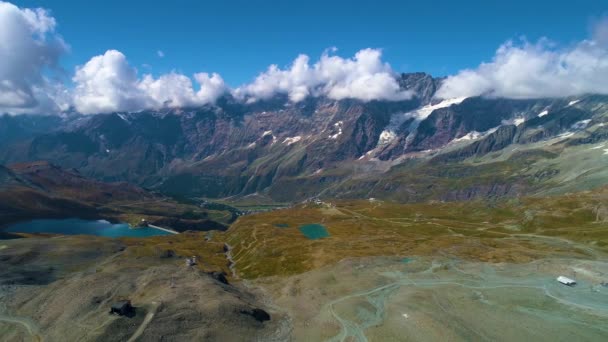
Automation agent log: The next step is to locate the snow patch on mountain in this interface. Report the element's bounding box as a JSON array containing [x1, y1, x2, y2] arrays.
[[407, 97, 468, 121], [283, 136, 302, 145], [538, 109, 549, 117], [451, 126, 499, 144], [329, 121, 343, 139], [568, 99, 580, 106], [571, 119, 591, 130], [378, 97, 467, 146], [117, 113, 130, 122], [453, 131, 483, 142], [261, 130, 277, 145], [502, 117, 525, 126], [378, 130, 397, 145]]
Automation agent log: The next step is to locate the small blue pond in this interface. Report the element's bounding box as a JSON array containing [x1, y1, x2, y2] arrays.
[[401, 257, 414, 264], [299, 224, 330, 239], [6, 218, 172, 238]]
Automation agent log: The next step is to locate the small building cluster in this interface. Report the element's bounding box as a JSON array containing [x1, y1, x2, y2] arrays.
[[186, 256, 198, 267], [302, 197, 335, 208]]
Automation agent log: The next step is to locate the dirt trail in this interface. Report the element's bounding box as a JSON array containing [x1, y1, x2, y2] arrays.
[[126, 301, 160, 342], [0, 314, 43, 341], [322, 258, 608, 342], [224, 243, 238, 279]]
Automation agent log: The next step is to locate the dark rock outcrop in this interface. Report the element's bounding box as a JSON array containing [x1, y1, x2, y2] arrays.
[[208, 271, 229, 285], [240, 308, 271, 322]]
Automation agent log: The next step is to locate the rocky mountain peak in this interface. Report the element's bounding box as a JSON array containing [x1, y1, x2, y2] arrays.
[[398, 72, 443, 105]]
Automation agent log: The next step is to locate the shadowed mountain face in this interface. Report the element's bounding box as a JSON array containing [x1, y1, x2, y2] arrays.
[[1, 73, 607, 203], [8, 161, 152, 203], [0, 161, 232, 231], [0, 161, 150, 225], [0, 165, 21, 189]]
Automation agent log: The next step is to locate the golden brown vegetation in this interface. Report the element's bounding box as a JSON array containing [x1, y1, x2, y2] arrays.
[[222, 188, 608, 279]]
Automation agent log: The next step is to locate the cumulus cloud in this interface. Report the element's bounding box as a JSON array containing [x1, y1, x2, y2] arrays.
[[436, 19, 608, 99], [72, 50, 227, 114], [9, 0, 608, 116], [139, 71, 226, 108], [0, 1, 69, 114], [72, 50, 146, 114], [235, 48, 413, 103]]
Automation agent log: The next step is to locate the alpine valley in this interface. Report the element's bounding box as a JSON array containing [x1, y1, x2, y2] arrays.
[[2, 77, 608, 340]]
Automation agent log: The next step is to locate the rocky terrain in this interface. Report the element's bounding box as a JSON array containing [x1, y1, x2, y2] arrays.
[[0, 235, 288, 341]]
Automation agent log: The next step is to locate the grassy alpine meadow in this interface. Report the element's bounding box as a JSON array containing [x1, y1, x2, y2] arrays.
[[221, 187, 608, 279]]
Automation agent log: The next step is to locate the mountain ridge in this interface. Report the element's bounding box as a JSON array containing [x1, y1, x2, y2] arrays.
[[1, 73, 607, 203]]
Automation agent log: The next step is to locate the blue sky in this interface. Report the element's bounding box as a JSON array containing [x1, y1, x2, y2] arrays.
[[13, 0, 607, 87], [3, 0, 607, 115]]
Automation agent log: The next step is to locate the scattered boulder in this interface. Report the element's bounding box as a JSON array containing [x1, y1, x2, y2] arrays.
[[91, 296, 103, 305], [208, 271, 229, 285], [109, 300, 135, 317], [157, 249, 175, 259], [240, 308, 270, 322]]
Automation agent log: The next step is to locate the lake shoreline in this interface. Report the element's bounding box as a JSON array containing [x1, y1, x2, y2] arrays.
[[5, 218, 174, 238]]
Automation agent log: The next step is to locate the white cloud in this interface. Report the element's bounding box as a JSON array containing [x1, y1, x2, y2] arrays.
[[73, 48, 409, 113], [193, 72, 228, 104], [7, 0, 608, 116], [72, 50, 147, 114], [72, 50, 227, 114], [235, 48, 413, 103], [592, 16, 608, 46], [436, 19, 608, 99], [0, 1, 69, 114], [139, 71, 226, 108]]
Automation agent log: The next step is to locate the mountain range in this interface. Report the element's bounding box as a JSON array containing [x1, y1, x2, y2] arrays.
[[1, 72, 607, 204]]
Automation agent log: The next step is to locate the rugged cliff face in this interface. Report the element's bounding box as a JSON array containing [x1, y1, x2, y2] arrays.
[[1, 73, 607, 203]]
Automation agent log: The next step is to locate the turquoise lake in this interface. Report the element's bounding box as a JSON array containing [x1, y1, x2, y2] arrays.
[[299, 224, 330, 239], [6, 218, 172, 238]]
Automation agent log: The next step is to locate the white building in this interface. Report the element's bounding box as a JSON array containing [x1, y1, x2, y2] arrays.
[[557, 276, 576, 286]]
